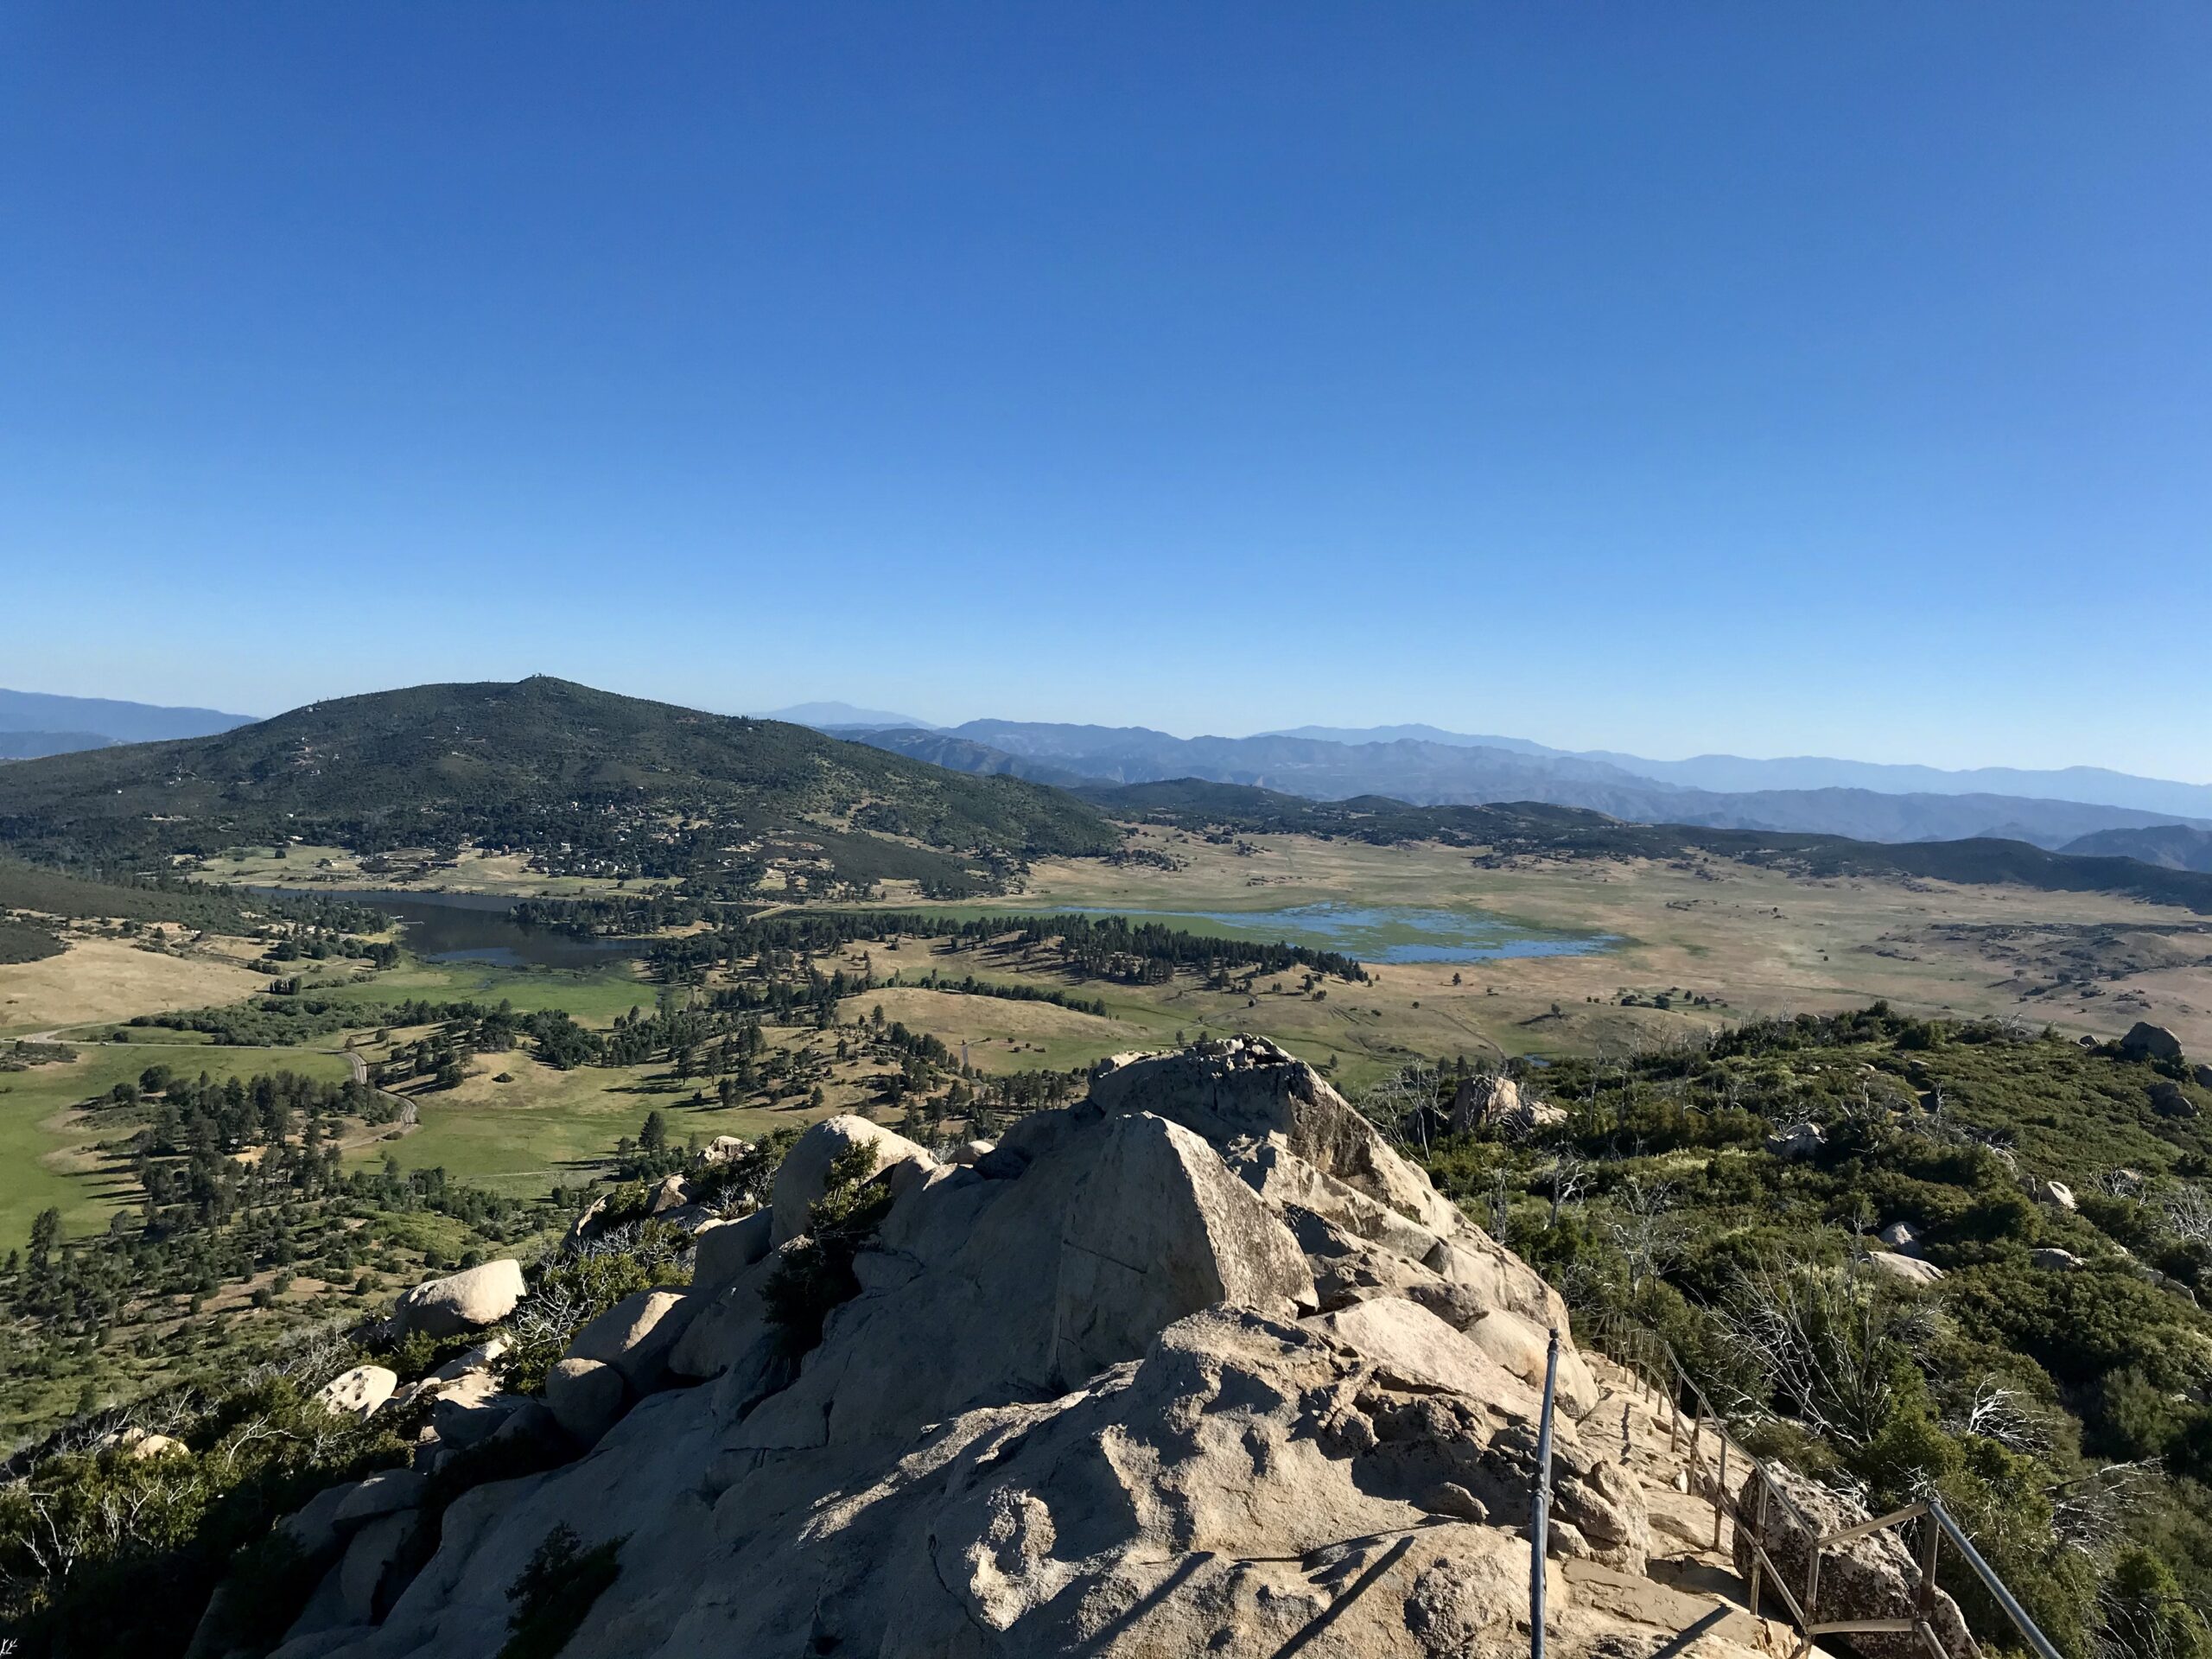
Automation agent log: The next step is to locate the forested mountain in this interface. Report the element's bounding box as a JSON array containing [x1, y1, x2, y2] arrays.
[[845, 721, 2209, 849], [844, 728, 1102, 788], [0, 677, 1116, 892]]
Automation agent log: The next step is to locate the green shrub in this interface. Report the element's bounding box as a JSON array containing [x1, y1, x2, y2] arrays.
[[761, 1143, 890, 1357], [0, 1376, 409, 1655], [500, 1230, 690, 1395], [499, 1522, 624, 1659]]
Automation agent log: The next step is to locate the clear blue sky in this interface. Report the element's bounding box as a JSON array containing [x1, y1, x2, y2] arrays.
[[3, 4, 2207, 778]]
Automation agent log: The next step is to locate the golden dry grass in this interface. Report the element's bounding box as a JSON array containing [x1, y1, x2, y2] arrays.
[[951, 827, 2212, 1060], [0, 935, 270, 1038]]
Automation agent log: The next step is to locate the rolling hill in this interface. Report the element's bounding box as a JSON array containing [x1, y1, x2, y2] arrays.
[[1084, 779, 2212, 915], [0, 677, 1116, 892], [2062, 823, 2212, 873]]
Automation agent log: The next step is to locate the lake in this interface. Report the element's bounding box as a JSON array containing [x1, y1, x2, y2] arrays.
[[256, 889, 1609, 970], [251, 888, 645, 970], [1055, 901, 1611, 965]]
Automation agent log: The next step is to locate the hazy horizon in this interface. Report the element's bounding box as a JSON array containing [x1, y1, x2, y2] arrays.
[[7, 677, 2210, 789]]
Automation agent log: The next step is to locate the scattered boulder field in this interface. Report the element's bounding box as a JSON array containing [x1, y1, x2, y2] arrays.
[[231, 1037, 1940, 1659]]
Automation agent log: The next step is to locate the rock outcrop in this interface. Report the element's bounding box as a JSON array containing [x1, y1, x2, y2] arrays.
[[1733, 1461, 1972, 1659], [268, 1037, 1784, 1659], [1866, 1251, 1945, 1286], [768, 1115, 937, 1246], [1450, 1072, 1567, 1136], [1450, 1072, 1520, 1132], [2121, 1022, 2184, 1062], [1765, 1122, 1825, 1161], [390, 1260, 524, 1339], [690, 1209, 772, 1292], [2152, 1081, 2200, 1119], [315, 1365, 397, 1423]]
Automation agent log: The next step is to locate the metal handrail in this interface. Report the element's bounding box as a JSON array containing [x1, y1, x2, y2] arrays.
[[1929, 1498, 2063, 1659], [1580, 1312, 2064, 1659], [1530, 1328, 1560, 1659]]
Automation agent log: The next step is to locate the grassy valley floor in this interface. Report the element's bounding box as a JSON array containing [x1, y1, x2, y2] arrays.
[[948, 826, 2212, 1054]]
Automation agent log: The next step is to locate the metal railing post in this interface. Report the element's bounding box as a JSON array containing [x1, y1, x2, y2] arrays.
[[1531, 1329, 1560, 1659], [1713, 1427, 1728, 1551], [1798, 1537, 1823, 1659], [1916, 1505, 1942, 1642], [1747, 1474, 1769, 1618]]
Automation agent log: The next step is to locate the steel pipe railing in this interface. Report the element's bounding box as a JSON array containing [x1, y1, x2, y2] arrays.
[[1529, 1328, 1560, 1659], [1575, 1312, 2065, 1659]]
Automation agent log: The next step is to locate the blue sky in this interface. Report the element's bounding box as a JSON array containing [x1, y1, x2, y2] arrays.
[[3, 4, 2207, 778]]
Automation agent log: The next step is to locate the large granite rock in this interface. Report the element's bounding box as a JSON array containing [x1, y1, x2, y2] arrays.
[[391, 1260, 524, 1339], [545, 1357, 626, 1445], [428, 1372, 526, 1449], [1765, 1122, 1825, 1161], [2152, 1081, 2200, 1119], [1095, 1037, 1565, 1329], [2122, 1022, 2184, 1061], [770, 1116, 938, 1247], [1733, 1461, 1971, 1659], [1866, 1251, 1946, 1286], [1449, 1073, 1522, 1134], [331, 1470, 427, 1529], [263, 1038, 1732, 1659], [1448, 1073, 1565, 1136], [563, 1289, 700, 1391], [690, 1209, 772, 1292], [316, 1365, 397, 1424]]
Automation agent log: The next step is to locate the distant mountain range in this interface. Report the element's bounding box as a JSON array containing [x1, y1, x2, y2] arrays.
[[831, 720, 2212, 849], [10, 683, 2209, 861], [753, 701, 934, 730], [3, 678, 2209, 914], [1263, 725, 2212, 818], [0, 689, 255, 760]]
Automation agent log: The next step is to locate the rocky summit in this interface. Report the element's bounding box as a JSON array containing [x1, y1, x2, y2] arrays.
[[254, 1038, 1818, 1659]]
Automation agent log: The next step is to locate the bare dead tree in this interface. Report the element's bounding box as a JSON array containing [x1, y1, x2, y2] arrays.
[[2050, 1461, 2162, 1559], [2164, 1185, 2212, 1252], [1716, 1255, 1932, 1449], [2092, 1570, 2212, 1659], [1545, 1151, 1591, 1230], [1605, 1178, 1681, 1294], [1946, 1378, 2050, 1455]]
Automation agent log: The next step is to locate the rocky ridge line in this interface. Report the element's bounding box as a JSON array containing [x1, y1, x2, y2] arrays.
[[239, 1037, 1886, 1659]]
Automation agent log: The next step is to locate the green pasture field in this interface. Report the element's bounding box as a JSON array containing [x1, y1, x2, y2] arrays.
[[307, 954, 657, 1025], [0, 1043, 353, 1248], [343, 1046, 841, 1198]]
